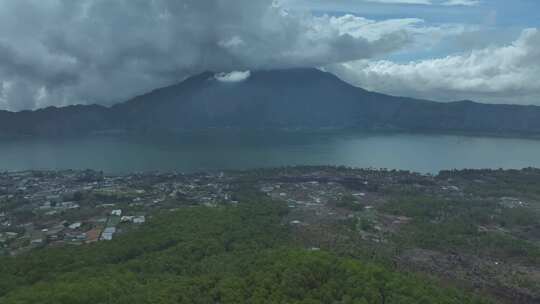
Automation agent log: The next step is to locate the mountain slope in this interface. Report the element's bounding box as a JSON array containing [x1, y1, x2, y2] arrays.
[[1, 68, 540, 136], [0, 199, 488, 303]]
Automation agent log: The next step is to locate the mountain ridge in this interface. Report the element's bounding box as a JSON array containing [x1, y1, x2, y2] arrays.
[[1, 68, 540, 137]]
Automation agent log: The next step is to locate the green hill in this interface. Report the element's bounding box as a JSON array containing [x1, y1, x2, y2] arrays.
[[0, 194, 489, 304]]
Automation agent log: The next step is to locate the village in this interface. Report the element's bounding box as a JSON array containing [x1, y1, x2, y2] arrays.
[[0, 166, 524, 256], [0, 169, 241, 255], [0, 167, 450, 255]]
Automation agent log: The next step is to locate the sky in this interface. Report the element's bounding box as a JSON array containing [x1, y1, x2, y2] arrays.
[[0, 0, 539, 111]]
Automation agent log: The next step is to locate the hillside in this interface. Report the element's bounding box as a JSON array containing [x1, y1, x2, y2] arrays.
[[3, 167, 540, 302], [0, 192, 488, 304], [1, 68, 540, 136]]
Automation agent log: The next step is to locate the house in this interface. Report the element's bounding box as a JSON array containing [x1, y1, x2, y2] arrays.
[[46, 226, 64, 241], [44, 210, 58, 216], [5, 232, 18, 239], [111, 209, 122, 216], [39, 201, 52, 210], [31, 237, 44, 245], [100, 227, 116, 241], [133, 216, 146, 224], [85, 228, 102, 243], [68, 222, 82, 230], [260, 186, 274, 193], [121, 216, 135, 222], [30, 231, 45, 245], [64, 231, 86, 242], [60, 201, 80, 209], [98, 203, 116, 208]]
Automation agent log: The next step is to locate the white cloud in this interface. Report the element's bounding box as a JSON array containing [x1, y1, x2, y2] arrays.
[[215, 71, 251, 83], [365, 0, 432, 4], [366, 0, 481, 4], [327, 15, 425, 41], [282, 0, 483, 8], [325, 14, 469, 42], [328, 28, 540, 105], [218, 36, 245, 49], [442, 0, 480, 6]]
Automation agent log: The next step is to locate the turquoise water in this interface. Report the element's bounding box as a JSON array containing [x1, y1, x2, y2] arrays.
[[1, 130, 539, 174]]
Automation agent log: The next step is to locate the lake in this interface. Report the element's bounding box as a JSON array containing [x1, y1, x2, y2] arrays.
[[1, 130, 539, 174]]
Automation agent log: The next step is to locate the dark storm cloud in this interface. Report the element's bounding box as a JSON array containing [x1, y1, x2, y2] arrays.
[[0, 0, 413, 111]]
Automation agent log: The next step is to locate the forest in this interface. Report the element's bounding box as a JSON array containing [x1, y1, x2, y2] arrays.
[[0, 190, 489, 304]]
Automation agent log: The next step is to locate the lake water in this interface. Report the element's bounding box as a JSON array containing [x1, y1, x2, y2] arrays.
[[1, 130, 540, 174]]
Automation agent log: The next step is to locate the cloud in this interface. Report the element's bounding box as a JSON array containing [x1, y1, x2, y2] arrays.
[[0, 0, 420, 111], [365, 0, 431, 4], [442, 0, 480, 6], [283, 0, 483, 9], [328, 28, 540, 105], [215, 71, 251, 83], [325, 14, 470, 42], [327, 15, 425, 41], [364, 0, 481, 4]]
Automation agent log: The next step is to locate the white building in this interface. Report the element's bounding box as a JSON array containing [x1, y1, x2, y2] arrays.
[[100, 227, 116, 241], [133, 216, 146, 224], [111, 209, 122, 216], [68, 222, 82, 230]]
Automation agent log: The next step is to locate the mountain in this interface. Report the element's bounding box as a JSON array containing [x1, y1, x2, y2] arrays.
[[2, 68, 540, 137]]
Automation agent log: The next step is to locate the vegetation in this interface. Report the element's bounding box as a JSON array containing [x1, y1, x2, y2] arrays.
[[382, 196, 540, 265], [336, 194, 363, 211], [439, 168, 540, 200], [0, 194, 488, 303]]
